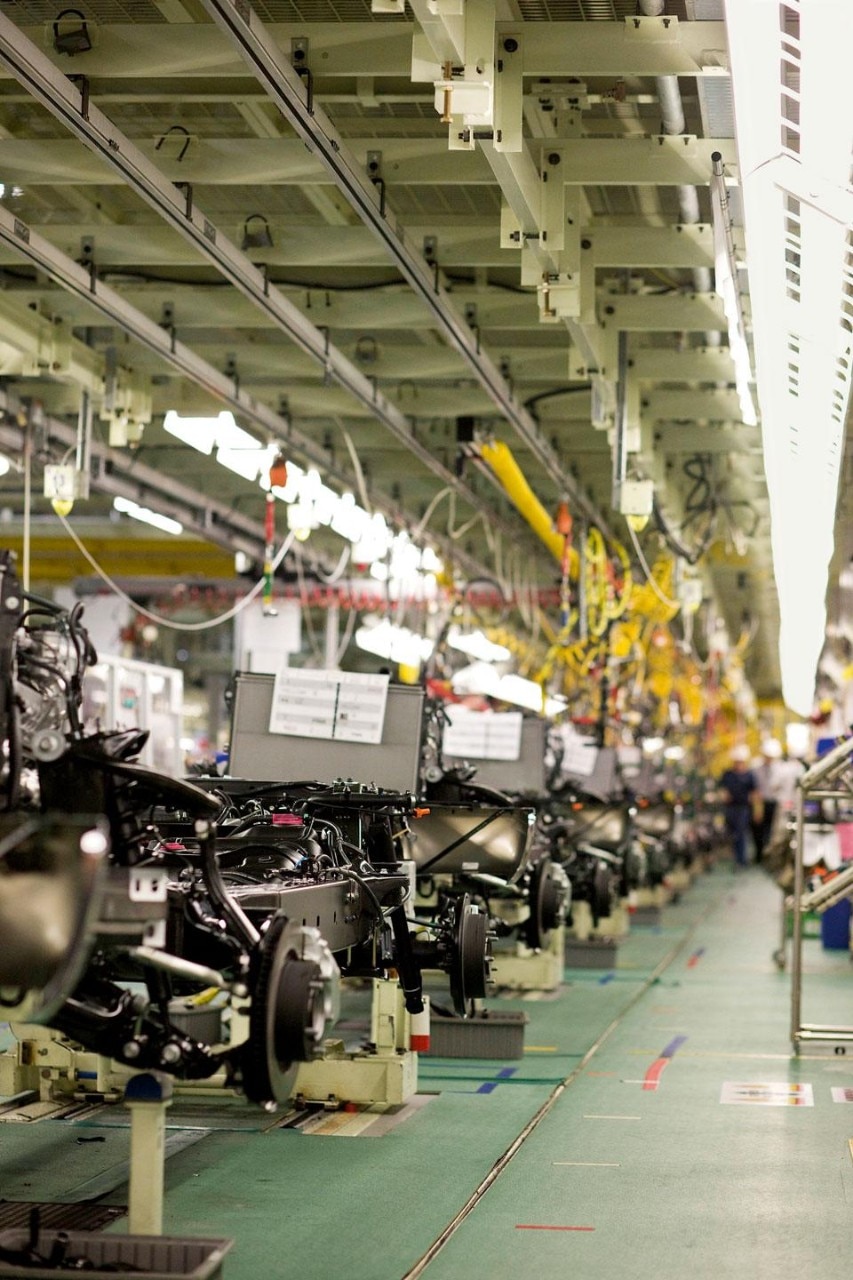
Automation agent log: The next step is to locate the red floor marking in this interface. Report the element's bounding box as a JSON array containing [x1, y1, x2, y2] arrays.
[[516, 1225, 596, 1232], [643, 1058, 669, 1091]]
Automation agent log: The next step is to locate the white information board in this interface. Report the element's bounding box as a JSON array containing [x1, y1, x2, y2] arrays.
[[559, 723, 598, 778], [268, 668, 390, 744], [443, 706, 523, 762]]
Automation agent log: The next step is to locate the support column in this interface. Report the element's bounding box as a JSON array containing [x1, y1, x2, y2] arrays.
[[124, 1071, 174, 1236]]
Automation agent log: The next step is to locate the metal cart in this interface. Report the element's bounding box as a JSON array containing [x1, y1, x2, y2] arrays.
[[789, 737, 853, 1051]]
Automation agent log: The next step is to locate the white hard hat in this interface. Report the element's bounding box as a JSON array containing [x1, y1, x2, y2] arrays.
[[730, 744, 750, 762], [761, 739, 783, 758]]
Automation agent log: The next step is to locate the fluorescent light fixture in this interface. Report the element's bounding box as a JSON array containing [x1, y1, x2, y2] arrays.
[[164, 410, 265, 477], [421, 547, 444, 575], [0, 453, 10, 478], [163, 410, 220, 455], [217, 439, 276, 483], [330, 492, 370, 543], [663, 745, 685, 762], [496, 673, 544, 712], [544, 694, 568, 717], [448, 663, 564, 716], [355, 619, 434, 665], [215, 416, 262, 452], [642, 736, 665, 756], [312, 482, 341, 527], [450, 661, 501, 697], [389, 532, 420, 579], [113, 495, 183, 536], [725, 0, 853, 715], [353, 513, 393, 565], [447, 625, 511, 664], [286, 501, 315, 541]]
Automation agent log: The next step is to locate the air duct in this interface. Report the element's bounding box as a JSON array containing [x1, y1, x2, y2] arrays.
[[639, 0, 715, 317]]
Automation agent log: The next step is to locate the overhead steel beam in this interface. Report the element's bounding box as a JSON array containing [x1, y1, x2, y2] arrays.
[[0, 222, 716, 272], [407, 0, 466, 65], [591, 224, 714, 269], [644, 388, 745, 422], [599, 292, 727, 332], [4, 20, 727, 80], [631, 346, 735, 381], [0, 222, 508, 271], [0, 277, 574, 333], [0, 137, 738, 187], [189, 0, 616, 538]]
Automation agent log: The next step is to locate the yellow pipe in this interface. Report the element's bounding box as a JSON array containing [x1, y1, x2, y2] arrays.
[[479, 439, 579, 576]]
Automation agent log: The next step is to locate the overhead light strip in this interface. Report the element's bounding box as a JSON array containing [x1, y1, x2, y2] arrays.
[[724, 0, 853, 716], [709, 152, 757, 428], [195, 0, 615, 541], [0, 12, 522, 566]]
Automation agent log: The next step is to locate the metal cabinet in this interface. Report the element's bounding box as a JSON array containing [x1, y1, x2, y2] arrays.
[[82, 654, 184, 776]]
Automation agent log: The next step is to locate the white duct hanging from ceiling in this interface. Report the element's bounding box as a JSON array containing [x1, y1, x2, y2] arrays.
[[725, 0, 853, 716]]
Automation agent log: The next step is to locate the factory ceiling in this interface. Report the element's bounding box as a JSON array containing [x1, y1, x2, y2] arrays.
[[0, 0, 798, 701]]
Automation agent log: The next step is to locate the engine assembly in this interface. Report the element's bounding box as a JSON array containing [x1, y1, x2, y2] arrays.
[[0, 552, 490, 1108]]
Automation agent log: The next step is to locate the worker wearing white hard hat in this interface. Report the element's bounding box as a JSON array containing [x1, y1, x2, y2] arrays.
[[750, 739, 785, 864], [719, 745, 759, 869]]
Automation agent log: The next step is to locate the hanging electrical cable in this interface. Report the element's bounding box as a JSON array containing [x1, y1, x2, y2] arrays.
[[56, 512, 297, 632]]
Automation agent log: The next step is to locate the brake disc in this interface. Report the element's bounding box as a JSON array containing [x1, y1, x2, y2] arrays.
[[525, 856, 570, 950], [448, 895, 490, 1017], [241, 916, 339, 1107]]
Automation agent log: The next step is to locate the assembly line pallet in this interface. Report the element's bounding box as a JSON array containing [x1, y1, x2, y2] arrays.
[[425, 1010, 527, 1060], [564, 937, 620, 968]]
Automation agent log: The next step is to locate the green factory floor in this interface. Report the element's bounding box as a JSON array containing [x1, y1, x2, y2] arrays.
[[4, 866, 853, 1279]]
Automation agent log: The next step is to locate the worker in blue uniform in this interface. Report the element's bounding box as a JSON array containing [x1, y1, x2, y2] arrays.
[[719, 745, 759, 869]]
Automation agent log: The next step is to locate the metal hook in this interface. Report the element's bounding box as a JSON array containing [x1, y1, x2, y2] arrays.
[[53, 9, 92, 55], [155, 125, 191, 163]]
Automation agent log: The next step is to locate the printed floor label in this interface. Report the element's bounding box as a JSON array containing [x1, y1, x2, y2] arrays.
[[720, 1082, 814, 1106], [831, 1087, 853, 1103]]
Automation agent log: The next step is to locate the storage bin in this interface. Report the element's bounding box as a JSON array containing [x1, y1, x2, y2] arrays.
[[820, 897, 852, 950], [0, 1231, 232, 1279], [425, 1010, 527, 1059]]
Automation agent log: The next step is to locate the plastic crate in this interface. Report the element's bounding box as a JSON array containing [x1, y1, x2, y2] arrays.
[[425, 1010, 527, 1059], [785, 910, 821, 939], [0, 1231, 233, 1279], [565, 938, 619, 969], [821, 898, 852, 950]]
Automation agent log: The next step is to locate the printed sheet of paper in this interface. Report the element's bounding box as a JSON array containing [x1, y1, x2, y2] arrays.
[[269, 668, 389, 744], [443, 706, 523, 761], [559, 723, 598, 778], [720, 1081, 813, 1107]]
